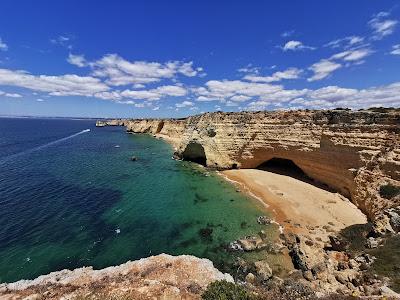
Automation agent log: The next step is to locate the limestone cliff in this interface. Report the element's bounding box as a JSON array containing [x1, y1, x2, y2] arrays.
[[0, 254, 233, 300], [101, 109, 400, 221]]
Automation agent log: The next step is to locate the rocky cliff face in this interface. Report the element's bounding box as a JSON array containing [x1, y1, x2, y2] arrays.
[[106, 109, 399, 222], [0, 254, 233, 300]]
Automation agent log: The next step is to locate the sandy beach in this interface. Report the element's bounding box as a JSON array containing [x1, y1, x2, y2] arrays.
[[222, 169, 367, 242]]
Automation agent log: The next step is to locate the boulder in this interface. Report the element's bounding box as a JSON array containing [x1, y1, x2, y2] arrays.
[[380, 285, 399, 297], [237, 235, 265, 251], [372, 214, 394, 236], [365, 237, 378, 249], [303, 270, 314, 282], [259, 230, 268, 240], [328, 235, 348, 251], [385, 206, 400, 232], [245, 273, 256, 284], [289, 245, 309, 271], [335, 272, 348, 284], [254, 260, 273, 281]]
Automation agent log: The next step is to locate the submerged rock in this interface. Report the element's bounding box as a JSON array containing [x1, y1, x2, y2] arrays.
[[198, 227, 213, 242], [257, 215, 272, 225], [238, 235, 266, 251], [228, 240, 243, 251]]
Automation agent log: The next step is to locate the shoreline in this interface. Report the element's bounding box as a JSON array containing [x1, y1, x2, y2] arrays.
[[147, 131, 368, 240], [221, 169, 368, 242]]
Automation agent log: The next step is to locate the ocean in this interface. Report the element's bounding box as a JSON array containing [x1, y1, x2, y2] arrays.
[[0, 117, 282, 283]]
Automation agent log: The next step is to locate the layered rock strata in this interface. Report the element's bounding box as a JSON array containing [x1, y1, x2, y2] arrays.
[[101, 109, 400, 222]]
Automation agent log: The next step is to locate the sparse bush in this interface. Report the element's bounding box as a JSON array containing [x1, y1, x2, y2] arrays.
[[379, 184, 400, 200], [202, 280, 255, 300]]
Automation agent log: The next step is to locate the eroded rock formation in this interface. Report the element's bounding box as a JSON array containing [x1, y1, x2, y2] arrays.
[[0, 254, 233, 299], [104, 109, 399, 221]]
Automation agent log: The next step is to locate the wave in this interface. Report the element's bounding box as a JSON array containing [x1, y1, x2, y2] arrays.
[[0, 129, 91, 165]]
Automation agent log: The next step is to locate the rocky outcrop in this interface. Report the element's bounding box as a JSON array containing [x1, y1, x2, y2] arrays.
[[0, 254, 233, 300], [95, 119, 125, 127], [100, 109, 399, 221]]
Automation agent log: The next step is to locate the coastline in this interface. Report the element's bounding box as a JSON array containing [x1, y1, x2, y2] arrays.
[[221, 169, 368, 242], [147, 129, 368, 241], [95, 114, 400, 296]]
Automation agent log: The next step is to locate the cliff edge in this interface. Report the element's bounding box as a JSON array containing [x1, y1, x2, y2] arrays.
[[99, 109, 400, 226], [0, 254, 233, 299]]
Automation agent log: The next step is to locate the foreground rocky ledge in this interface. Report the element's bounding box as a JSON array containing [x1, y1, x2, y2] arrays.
[[0, 254, 233, 299]]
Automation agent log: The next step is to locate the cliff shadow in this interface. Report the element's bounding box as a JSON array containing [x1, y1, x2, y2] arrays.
[[182, 142, 207, 166], [256, 157, 335, 193]]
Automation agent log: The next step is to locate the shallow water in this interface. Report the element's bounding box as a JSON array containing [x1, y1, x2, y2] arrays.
[[0, 118, 278, 283]]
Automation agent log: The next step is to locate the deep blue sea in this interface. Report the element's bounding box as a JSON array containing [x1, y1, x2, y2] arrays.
[[0, 118, 279, 283]]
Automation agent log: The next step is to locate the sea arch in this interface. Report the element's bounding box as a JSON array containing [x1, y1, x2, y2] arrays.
[[181, 142, 207, 166]]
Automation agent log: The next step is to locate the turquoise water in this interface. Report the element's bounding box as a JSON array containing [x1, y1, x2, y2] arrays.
[[0, 118, 275, 283]]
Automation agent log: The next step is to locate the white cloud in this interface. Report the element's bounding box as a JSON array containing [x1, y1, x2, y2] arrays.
[[281, 30, 294, 38], [193, 74, 400, 111], [244, 67, 302, 83], [152, 106, 160, 111], [0, 38, 8, 51], [391, 44, 400, 55], [94, 91, 122, 100], [230, 95, 252, 102], [50, 35, 73, 49], [238, 64, 260, 74], [282, 40, 315, 51], [306, 83, 400, 109], [0, 90, 22, 98], [194, 80, 307, 105], [121, 85, 186, 101], [247, 100, 271, 111], [308, 60, 342, 81], [369, 12, 398, 40], [175, 100, 194, 108], [196, 95, 219, 102], [89, 54, 202, 86], [0, 68, 110, 97], [67, 54, 87, 67], [36, 98, 45, 102], [330, 48, 372, 62], [308, 48, 371, 81], [196, 80, 283, 100], [245, 82, 400, 111], [4, 93, 22, 98], [308, 86, 358, 101], [325, 36, 365, 49], [225, 100, 239, 107]]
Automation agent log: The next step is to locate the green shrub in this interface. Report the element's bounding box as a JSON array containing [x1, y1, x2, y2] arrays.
[[202, 280, 255, 300], [379, 184, 400, 200]]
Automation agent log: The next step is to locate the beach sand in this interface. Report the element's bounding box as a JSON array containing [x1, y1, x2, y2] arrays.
[[222, 169, 367, 242]]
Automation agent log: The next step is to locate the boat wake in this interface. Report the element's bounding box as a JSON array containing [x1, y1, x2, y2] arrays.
[[0, 129, 91, 165]]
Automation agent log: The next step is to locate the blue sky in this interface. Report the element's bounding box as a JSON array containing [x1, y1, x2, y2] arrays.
[[0, 1, 399, 118]]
